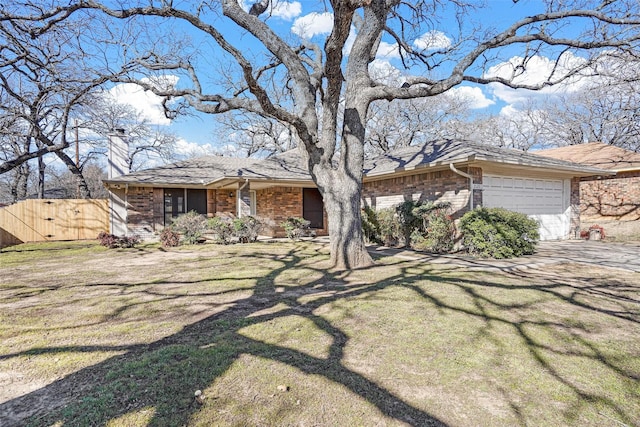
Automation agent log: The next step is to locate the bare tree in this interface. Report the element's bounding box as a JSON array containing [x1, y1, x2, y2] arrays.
[[366, 92, 475, 155], [541, 81, 640, 150], [468, 104, 554, 151], [215, 110, 296, 158], [80, 97, 179, 171], [47, 161, 108, 199], [471, 52, 640, 151], [5, 0, 638, 268], [0, 5, 139, 198]]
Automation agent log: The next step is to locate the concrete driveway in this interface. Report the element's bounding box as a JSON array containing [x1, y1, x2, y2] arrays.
[[369, 240, 640, 273]]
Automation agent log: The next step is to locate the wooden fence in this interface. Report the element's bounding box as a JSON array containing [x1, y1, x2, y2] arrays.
[[0, 199, 109, 248]]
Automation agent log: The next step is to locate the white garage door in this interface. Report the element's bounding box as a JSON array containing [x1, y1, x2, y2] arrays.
[[482, 175, 570, 240]]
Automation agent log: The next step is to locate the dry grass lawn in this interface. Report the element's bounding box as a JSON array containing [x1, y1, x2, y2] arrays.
[[0, 240, 638, 426]]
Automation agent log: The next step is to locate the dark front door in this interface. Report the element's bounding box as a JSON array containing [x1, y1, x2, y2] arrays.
[[164, 188, 185, 225], [303, 188, 324, 229]]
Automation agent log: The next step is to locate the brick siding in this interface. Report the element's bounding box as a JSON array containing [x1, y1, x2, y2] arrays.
[[362, 167, 481, 218], [570, 178, 581, 237], [124, 185, 329, 240], [126, 186, 155, 240], [256, 187, 329, 237], [123, 165, 582, 241], [580, 171, 640, 220]]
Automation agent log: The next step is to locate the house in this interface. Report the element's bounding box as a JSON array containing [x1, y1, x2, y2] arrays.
[[104, 147, 324, 239], [535, 142, 640, 238], [103, 139, 610, 241]]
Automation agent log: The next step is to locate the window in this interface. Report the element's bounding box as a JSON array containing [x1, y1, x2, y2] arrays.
[[303, 188, 324, 229], [164, 188, 184, 226], [237, 190, 256, 217], [164, 188, 207, 225]]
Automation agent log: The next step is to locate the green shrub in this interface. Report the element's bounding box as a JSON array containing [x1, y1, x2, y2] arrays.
[[207, 216, 234, 244], [362, 206, 382, 244], [360, 207, 402, 246], [232, 216, 263, 243], [459, 207, 539, 258], [361, 202, 454, 249], [395, 201, 423, 245], [159, 227, 180, 247], [171, 211, 208, 245], [411, 207, 456, 253], [281, 217, 311, 240], [376, 207, 402, 246]]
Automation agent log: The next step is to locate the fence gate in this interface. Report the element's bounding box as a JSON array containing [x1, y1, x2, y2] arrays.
[[0, 199, 109, 248]]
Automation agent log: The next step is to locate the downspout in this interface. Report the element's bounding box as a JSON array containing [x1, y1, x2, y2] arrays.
[[237, 179, 250, 217], [124, 183, 129, 235], [449, 163, 474, 211]]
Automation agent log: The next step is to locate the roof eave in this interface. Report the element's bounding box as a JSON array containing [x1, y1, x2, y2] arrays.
[[472, 156, 615, 177], [363, 158, 473, 181]]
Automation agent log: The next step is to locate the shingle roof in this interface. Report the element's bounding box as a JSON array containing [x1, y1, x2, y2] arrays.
[[534, 142, 640, 172], [104, 150, 311, 186], [105, 140, 611, 187], [364, 140, 609, 177]]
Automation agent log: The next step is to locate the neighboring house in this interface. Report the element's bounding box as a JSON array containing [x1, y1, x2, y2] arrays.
[[535, 142, 640, 238], [103, 139, 610, 241]]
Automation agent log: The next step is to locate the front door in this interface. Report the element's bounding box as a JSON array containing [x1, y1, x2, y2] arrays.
[[164, 188, 185, 226], [303, 188, 324, 229]]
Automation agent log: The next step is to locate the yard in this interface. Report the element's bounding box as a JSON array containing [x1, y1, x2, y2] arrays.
[[1, 240, 638, 426]]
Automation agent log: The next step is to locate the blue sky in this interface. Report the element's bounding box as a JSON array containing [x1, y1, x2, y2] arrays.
[[107, 0, 594, 157]]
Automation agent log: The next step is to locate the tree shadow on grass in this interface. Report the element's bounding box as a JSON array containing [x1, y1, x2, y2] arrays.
[[398, 264, 639, 425], [1, 245, 639, 426], [1, 246, 447, 427]]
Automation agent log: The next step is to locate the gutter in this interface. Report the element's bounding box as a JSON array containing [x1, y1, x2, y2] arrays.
[[449, 163, 474, 210]]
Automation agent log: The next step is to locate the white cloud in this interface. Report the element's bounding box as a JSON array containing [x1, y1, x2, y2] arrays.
[[376, 41, 401, 59], [270, 1, 302, 20], [291, 12, 333, 39], [413, 31, 452, 51], [485, 53, 590, 105], [498, 104, 520, 117], [369, 59, 404, 85], [240, 0, 301, 19], [174, 138, 220, 158], [107, 77, 179, 126], [449, 86, 495, 109]]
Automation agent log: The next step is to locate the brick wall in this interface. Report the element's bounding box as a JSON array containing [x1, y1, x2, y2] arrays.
[[255, 187, 329, 237], [126, 186, 155, 239], [570, 178, 581, 237], [124, 169, 485, 241], [362, 167, 480, 218], [216, 190, 236, 216], [580, 171, 640, 220]]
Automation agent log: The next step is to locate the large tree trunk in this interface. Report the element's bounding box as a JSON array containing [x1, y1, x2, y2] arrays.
[[314, 104, 374, 270], [323, 180, 373, 270]]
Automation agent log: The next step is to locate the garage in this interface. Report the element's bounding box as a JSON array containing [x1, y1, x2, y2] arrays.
[[482, 174, 571, 240]]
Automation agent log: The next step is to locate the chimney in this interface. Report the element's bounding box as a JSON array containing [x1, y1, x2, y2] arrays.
[[108, 128, 129, 179]]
